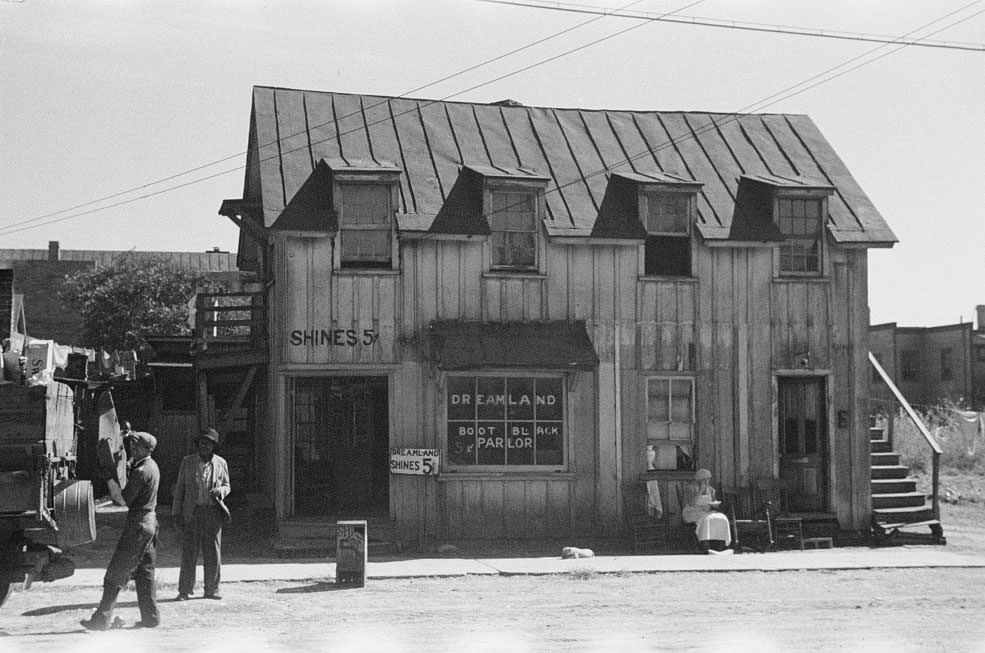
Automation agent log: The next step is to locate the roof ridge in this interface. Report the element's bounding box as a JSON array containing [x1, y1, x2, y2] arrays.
[[252, 85, 809, 118]]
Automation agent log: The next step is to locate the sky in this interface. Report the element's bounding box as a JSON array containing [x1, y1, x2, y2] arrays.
[[1, 0, 982, 328]]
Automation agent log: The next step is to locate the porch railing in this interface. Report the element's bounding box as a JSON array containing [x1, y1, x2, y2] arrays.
[[193, 291, 266, 352], [868, 352, 942, 518]]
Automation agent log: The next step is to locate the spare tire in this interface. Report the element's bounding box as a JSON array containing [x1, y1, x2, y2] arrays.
[[52, 479, 96, 548]]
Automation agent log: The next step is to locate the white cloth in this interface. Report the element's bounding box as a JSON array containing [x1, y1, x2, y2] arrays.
[[646, 480, 663, 518], [952, 410, 983, 455], [683, 487, 732, 545]]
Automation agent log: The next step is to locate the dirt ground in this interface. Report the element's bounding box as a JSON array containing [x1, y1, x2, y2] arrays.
[[2, 567, 984, 651], [1, 497, 983, 651]]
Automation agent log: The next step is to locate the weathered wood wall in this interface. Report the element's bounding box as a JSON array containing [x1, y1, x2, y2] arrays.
[[266, 226, 873, 539]]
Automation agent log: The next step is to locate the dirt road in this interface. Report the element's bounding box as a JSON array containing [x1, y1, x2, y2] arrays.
[[2, 567, 983, 652]]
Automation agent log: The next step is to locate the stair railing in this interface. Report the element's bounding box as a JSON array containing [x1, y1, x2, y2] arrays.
[[868, 352, 942, 518]]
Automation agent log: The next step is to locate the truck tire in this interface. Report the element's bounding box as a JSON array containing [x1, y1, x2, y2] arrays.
[[0, 582, 10, 608]]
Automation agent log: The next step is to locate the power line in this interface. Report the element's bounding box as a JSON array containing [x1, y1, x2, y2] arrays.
[[476, 0, 985, 52], [0, 0, 656, 234], [2, 2, 981, 237]]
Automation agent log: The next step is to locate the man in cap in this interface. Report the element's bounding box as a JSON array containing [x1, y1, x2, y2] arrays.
[[172, 427, 231, 601], [81, 431, 161, 630]]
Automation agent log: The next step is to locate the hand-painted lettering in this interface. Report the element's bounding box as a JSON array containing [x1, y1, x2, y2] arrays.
[[287, 328, 377, 347]]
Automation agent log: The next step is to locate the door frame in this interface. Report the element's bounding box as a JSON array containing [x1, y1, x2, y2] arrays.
[[285, 370, 393, 518], [772, 371, 832, 512]]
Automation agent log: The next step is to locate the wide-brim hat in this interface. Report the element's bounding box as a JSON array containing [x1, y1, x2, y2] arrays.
[[195, 428, 220, 446]]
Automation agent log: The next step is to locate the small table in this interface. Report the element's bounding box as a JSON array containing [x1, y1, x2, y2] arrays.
[[803, 537, 833, 549]]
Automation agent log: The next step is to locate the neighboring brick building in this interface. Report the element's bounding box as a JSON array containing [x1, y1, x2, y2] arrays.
[[870, 305, 985, 410], [0, 242, 245, 345]]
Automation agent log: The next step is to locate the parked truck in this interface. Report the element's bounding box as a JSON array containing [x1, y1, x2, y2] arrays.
[[0, 380, 103, 607]]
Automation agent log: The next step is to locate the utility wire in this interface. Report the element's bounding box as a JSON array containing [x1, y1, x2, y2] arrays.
[[0, 0, 654, 233], [476, 0, 985, 52], [2, 2, 981, 237]]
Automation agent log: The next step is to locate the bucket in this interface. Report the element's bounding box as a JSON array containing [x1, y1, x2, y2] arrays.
[[52, 479, 96, 548]]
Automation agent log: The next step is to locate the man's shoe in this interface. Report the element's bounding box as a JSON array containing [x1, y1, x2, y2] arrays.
[[204, 592, 222, 600], [80, 616, 109, 631], [175, 592, 190, 601]]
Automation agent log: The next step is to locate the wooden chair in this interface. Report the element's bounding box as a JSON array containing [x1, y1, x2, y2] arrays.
[[753, 478, 804, 551], [723, 486, 774, 553], [623, 483, 673, 553]]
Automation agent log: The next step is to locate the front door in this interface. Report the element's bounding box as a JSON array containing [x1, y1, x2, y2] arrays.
[[292, 376, 389, 517], [778, 377, 827, 512]]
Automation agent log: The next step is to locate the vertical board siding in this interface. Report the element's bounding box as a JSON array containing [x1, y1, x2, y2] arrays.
[[439, 478, 575, 539], [274, 183, 869, 538]]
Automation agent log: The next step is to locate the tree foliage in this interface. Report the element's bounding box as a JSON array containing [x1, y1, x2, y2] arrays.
[[59, 251, 221, 351]]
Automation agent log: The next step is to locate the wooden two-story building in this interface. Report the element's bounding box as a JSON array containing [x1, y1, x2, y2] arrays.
[[217, 86, 896, 547]]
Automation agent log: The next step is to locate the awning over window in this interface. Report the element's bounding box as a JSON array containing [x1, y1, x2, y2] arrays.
[[429, 320, 599, 370]]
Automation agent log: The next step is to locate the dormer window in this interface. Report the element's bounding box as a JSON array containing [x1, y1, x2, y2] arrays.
[[460, 165, 548, 274], [777, 197, 823, 274], [490, 190, 537, 269], [643, 191, 692, 276], [338, 183, 393, 268]]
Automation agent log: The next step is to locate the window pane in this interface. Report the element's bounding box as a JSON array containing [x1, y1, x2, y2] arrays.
[[647, 193, 690, 233], [644, 235, 690, 276], [506, 377, 534, 420], [670, 381, 692, 422], [536, 421, 563, 465], [476, 421, 506, 465], [648, 379, 669, 420], [447, 377, 475, 421], [535, 378, 563, 420], [447, 422, 476, 465], [476, 377, 505, 420], [507, 422, 534, 464], [342, 230, 390, 260], [508, 232, 536, 267], [343, 184, 389, 225]]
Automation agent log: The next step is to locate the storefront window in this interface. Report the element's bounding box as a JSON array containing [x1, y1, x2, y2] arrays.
[[446, 375, 564, 468]]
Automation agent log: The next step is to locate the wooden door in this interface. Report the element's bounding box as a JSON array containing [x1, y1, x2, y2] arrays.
[[292, 376, 389, 517], [778, 377, 827, 512]]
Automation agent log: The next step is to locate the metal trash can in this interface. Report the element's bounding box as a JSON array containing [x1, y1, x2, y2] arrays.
[[335, 520, 367, 586]]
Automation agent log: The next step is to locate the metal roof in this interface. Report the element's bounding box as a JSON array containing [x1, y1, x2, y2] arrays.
[[0, 249, 240, 272], [249, 86, 896, 246]]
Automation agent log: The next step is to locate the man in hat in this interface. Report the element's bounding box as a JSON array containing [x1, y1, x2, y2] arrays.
[[172, 427, 231, 600], [81, 431, 161, 630]]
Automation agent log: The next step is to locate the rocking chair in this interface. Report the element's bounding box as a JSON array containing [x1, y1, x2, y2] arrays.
[[623, 482, 673, 553], [723, 486, 774, 553]]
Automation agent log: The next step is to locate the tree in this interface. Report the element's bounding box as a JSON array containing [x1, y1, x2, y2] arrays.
[[59, 251, 221, 351]]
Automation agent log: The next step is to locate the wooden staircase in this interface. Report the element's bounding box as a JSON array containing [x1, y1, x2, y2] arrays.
[[870, 430, 945, 544], [272, 517, 404, 559]]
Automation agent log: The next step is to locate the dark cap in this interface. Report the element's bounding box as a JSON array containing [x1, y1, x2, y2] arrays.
[[196, 428, 220, 446], [128, 431, 157, 451]]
